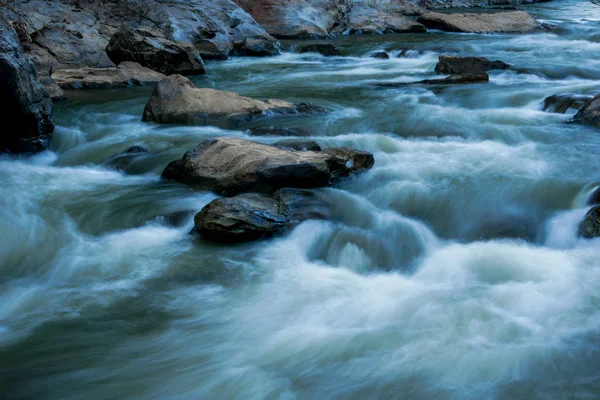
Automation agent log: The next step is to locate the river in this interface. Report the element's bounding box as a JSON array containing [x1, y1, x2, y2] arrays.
[[2, 1, 600, 399]]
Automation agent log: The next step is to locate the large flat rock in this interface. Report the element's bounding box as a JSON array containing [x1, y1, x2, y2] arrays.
[[418, 11, 539, 33], [52, 62, 166, 90]]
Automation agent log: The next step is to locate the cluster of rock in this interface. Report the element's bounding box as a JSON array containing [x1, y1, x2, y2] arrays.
[[541, 93, 600, 127]]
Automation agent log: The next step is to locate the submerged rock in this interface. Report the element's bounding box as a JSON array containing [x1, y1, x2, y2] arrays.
[[143, 75, 325, 128], [375, 73, 489, 87], [105, 145, 150, 171], [543, 93, 595, 115], [249, 127, 311, 136], [194, 188, 330, 242], [162, 137, 374, 195], [0, 15, 54, 153], [573, 95, 600, 127], [106, 29, 205, 75], [435, 55, 512, 75], [417, 11, 539, 33], [579, 206, 600, 239], [52, 62, 166, 90], [298, 44, 342, 57], [233, 37, 281, 57], [371, 51, 390, 59]]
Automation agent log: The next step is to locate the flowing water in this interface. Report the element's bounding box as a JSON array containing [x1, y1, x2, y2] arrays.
[[2, 1, 600, 399]]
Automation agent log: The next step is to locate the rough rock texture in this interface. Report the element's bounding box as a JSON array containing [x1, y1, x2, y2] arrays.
[[105, 145, 150, 171], [435, 55, 512, 75], [274, 139, 322, 151], [8, 0, 279, 75], [143, 75, 325, 128], [574, 95, 600, 127], [418, 11, 539, 33], [194, 188, 330, 242], [298, 44, 342, 56], [579, 206, 600, 239], [106, 29, 205, 75], [375, 73, 489, 87], [162, 137, 374, 195], [52, 62, 166, 90], [0, 15, 54, 153], [427, 0, 547, 7], [543, 93, 595, 115]]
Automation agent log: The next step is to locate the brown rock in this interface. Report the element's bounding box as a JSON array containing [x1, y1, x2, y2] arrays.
[[374, 73, 489, 87], [52, 62, 166, 90], [417, 11, 539, 33], [435, 55, 512, 75]]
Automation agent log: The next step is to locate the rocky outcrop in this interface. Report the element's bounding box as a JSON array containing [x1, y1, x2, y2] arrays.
[[161, 137, 374, 195], [194, 188, 330, 242], [417, 11, 539, 33], [0, 15, 54, 153], [542, 93, 595, 115], [52, 62, 166, 90], [106, 29, 205, 75], [375, 73, 489, 87], [579, 206, 600, 239], [435, 55, 512, 75], [298, 44, 342, 57], [143, 75, 325, 128], [573, 95, 600, 127]]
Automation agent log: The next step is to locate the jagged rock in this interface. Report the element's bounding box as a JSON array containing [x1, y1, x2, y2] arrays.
[[194, 188, 330, 242], [106, 29, 205, 75], [435, 55, 512, 75], [274, 139, 322, 151], [371, 51, 390, 59], [0, 15, 53, 153], [573, 95, 600, 127], [543, 93, 595, 115], [52, 62, 167, 90], [161, 137, 374, 195], [417, 11, 539, 33], [298, 44, 342, 57], [248, 127, 311, 136], [579, 206, 600, 239], [143, 75, 325, 128], [374, 73, 489, 87]]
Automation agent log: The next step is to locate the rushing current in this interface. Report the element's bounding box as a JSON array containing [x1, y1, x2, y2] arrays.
[[2, 1, 600, 399]]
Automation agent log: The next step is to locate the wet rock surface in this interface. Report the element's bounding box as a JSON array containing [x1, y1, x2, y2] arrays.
[[579, 206, 600, 239], [435, 55, 512, 75], [574, 95, 600, 127], [52, 62, 167, 90], [375, 73, 489, 87], [418, 11, 539, 33]]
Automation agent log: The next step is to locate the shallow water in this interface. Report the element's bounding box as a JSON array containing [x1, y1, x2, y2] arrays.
[[2, 1, 600, 399]]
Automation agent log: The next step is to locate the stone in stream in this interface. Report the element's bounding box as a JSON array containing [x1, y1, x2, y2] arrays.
[[417, 11, 539, 33], [105, 145, 150, 171], [106, 28, 205, 75], [374, 73, 489, 88], [588, 187, 600, 206], [143, 75, 325, 128], [298, 44, 342, 57], [162, 137, 374, 195], [248, 127, 311, 136], [274, 139, 322, 151], [435, 55, 512, 75], [233, 37, 281, 57], [579, 206, 600, 239], [543, 93, 595, 115], [0, 15, 54, 153], [52, 62, 167, 90], [573, 95, 600, 127], [371, 51, 390, 59], [194, 188, 331, 242]]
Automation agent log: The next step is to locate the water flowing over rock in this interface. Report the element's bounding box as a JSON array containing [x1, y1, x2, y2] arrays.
[[574, 95, 600, 127], [106, 29, 205, 75], [0, 15, 54, 153], [143, 75, 325, 128], [162, 137, 374, 195], [435, 55, 512, 75], [298, 44, 342, 57], [543, 93, 595, 115], [418, 11, 539, 33], [375, 73, 489, 87], [274, 139, 322, 151], [52, 62, 167, 90], [579, 206, 600, 239]]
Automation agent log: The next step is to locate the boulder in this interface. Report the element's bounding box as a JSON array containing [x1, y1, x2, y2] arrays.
[[579, 206, 600, 239], [374, 73, 489, 87], [143, 75, 325, 128], [248, 127, 311, 136], [0, 16, 54, 153], [106, 29, 205, 75], [52, 62, 167, 90], [274, 139, 322, 151], [574, 95, 600, 127], [161, 137, 374, 195], [543, 93, 595, 115], [233, 38, 281, 57], [435, 55, 512, 75], [371, 51, 390, 59], [298, 44, 342, 57], [587, 187, 600, 206], [194, 188, 330, 242], [417, 11, 539, 33]]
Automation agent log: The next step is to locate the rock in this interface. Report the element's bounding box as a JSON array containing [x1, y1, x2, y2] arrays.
[[0, 15, 54, 153], [143, 75, 325, 128], [435, 55, 512, 75], [161, 137, 374, 195], [106, 29, 205, 75], [298, 44, 342, 57], [543, 93, 595, 115], [374, 73, 489, 87], [588, 187, 600, 206], [248, 127, 311, 136], [52, 62, 167, 90], [161, 210, 195, 227], [579, 206, 600, 239], [417, 11, 539, 33], [371, 51, 390, 59], [397, 49, 423, 58], [233, 37, 281, 57], [574, 95, 600, 127], [194, 188, 329, 242], [105, 145, 150, 171], [274, 139, 322, 151]]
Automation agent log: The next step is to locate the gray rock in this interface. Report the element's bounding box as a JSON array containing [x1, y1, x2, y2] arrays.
[[417, 11, 539, 33], [248, 127, 311, 136], [161, 137, 374, 195], [298, 44, 342, 57], [143, 75, 325, 128], [435, 55, 512, 75], [371, 51, 390, 59], [543, 93, 595, 115], [574, 95, 600, 127], [274, 139, 322, 151], [579, 206, 600, 239], [105, 145, 150, 171], [52, 62, 167, 90], [0, 15, 53, 153]]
